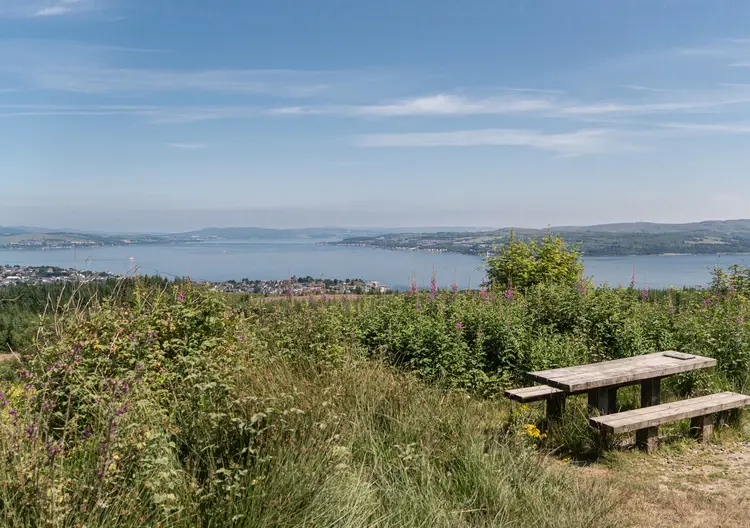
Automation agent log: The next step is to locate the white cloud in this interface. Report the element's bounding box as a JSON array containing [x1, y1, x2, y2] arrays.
[[34, 6, 71, 16], [356, 128, 623, 156], [344, 94, 556, 116], [167, 143, 206, 149], [658, 122, 750, 134], [0, 0, 97, 18]]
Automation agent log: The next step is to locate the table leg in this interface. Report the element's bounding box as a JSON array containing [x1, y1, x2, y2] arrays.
[[641, 378, 661, 407], [588, 387, 617, 415], [546, 393, 565, 423], [636, 378, 662, 451]]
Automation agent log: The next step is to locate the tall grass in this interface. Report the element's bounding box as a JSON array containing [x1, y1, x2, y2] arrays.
[[0, 281, 623, 527]]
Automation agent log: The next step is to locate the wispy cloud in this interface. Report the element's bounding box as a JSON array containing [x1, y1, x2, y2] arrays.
[[658, 122, 750, 134], [622, 85, 665, 92], [34, 6, 71, 16], [355, 128, 626, 156], [1, 0, 98, 18], [0, 40, 378, 98], [167, 143, 206, 150]]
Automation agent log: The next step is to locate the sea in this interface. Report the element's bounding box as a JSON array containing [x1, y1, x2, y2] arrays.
[[1, 240, 749, 291]]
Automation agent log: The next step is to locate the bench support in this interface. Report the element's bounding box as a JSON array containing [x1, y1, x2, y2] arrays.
[[588, 387, 618, 415], [546, 393, 566, 422], [690, 415, 713, 443], [636, 426, 659, 452]]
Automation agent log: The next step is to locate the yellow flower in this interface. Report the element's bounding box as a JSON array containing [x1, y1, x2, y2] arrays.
[[523, 424, 542, 439]]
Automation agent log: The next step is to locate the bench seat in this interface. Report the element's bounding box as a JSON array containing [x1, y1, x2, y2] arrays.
[[590, 391, 750, 434], [504, 385, 563, 403]]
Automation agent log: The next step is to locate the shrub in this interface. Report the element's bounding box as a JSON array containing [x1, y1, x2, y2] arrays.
[[485, 232, 584, 291]]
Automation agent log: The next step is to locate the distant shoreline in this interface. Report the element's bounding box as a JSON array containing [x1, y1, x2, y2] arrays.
[[4, 240, 750, 259]]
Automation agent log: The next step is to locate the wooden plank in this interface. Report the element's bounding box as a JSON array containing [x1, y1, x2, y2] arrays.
[[531, 355, 716, 392], [530, 351, 683, 378], [504, 385, 563, 402], [590, 392, 750, 434], [602, 392, 743, 428], [664, 351, 696, 360], [601, 392, 743, 429], [550, 355, 709, 385]]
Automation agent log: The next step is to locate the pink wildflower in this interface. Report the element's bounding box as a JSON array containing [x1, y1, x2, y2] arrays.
[[456, 320, 464, 330]]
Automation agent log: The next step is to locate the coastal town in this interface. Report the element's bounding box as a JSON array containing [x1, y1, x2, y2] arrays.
[[0, 265, 116, 287], [0, 265, 391, 295]]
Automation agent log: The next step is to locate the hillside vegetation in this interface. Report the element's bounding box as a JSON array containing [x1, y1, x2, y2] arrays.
[[1, 236, 750, 526], [334, 219, 750, 256]]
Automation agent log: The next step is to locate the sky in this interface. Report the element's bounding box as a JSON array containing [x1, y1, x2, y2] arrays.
[[2, 0, 750, 232]]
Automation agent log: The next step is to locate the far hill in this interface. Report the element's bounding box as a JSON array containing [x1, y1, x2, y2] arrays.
[[171, 226, 493, 240], [331, 219, 750, 257]]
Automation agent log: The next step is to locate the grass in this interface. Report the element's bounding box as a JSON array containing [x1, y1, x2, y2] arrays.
[[0, 282, 626, 527], [3, 271, 750, 526]]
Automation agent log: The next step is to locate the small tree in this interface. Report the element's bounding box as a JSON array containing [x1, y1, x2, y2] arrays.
[[485, 232, 583, 291]]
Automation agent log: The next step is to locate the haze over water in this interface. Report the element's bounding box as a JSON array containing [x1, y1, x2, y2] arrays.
[[2, 241, 749, 291]]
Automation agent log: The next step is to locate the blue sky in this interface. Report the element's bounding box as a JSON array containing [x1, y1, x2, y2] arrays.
[[2, 0, 750, 231]]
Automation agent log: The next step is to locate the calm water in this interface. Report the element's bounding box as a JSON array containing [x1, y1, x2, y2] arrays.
[[1, 241, 749, 290]]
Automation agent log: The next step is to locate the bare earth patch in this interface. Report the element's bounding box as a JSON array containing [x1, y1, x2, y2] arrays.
[[581, 440, 750, 527]]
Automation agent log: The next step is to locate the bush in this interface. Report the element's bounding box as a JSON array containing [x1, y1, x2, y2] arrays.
[[485, 233, 584, 291]]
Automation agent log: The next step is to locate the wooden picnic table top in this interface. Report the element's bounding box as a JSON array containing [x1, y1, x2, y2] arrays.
[[528, 351, 717, 393]]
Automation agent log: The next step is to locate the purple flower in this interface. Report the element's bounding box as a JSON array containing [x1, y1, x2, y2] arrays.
[[456, 320, 464, 330], [641, 288, 649, 301], [430, 272, 438, 299], [451, 282, 459, 294], [8, 408, 17, 416], [480, 288, 488, 300], [504, 288, 515, 301], [177, 291, 185, 303], [19, 371, 28, 379]]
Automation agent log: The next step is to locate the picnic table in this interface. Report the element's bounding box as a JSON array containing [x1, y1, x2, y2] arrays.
[[524, 351, 718, 449]]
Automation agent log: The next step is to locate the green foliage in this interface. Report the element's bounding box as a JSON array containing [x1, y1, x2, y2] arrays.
[[0, 280, 625, 527], [485, 232, 584, 291], [5, 265, 750, 524]]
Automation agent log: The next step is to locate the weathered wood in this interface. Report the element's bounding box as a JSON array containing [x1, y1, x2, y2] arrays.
[[690, 414, 713, 442], [588, 387, 618, 415], [663, 351, 695, 360], [546, 393, 566, 422], [717, 410, 729, 428], [504, 385, 563, 403], [641, 378, 661, 408], [529, 352, 716, 393], [636, 426, 659, 452], [590, 392, 750, 434]]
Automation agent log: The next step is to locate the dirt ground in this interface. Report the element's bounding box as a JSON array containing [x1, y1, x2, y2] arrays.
[[582, 437, 750, 527]]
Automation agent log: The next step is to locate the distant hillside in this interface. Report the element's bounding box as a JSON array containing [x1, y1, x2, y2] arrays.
[[331, 219, 750, 257], [172, 226, 493, 240]]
